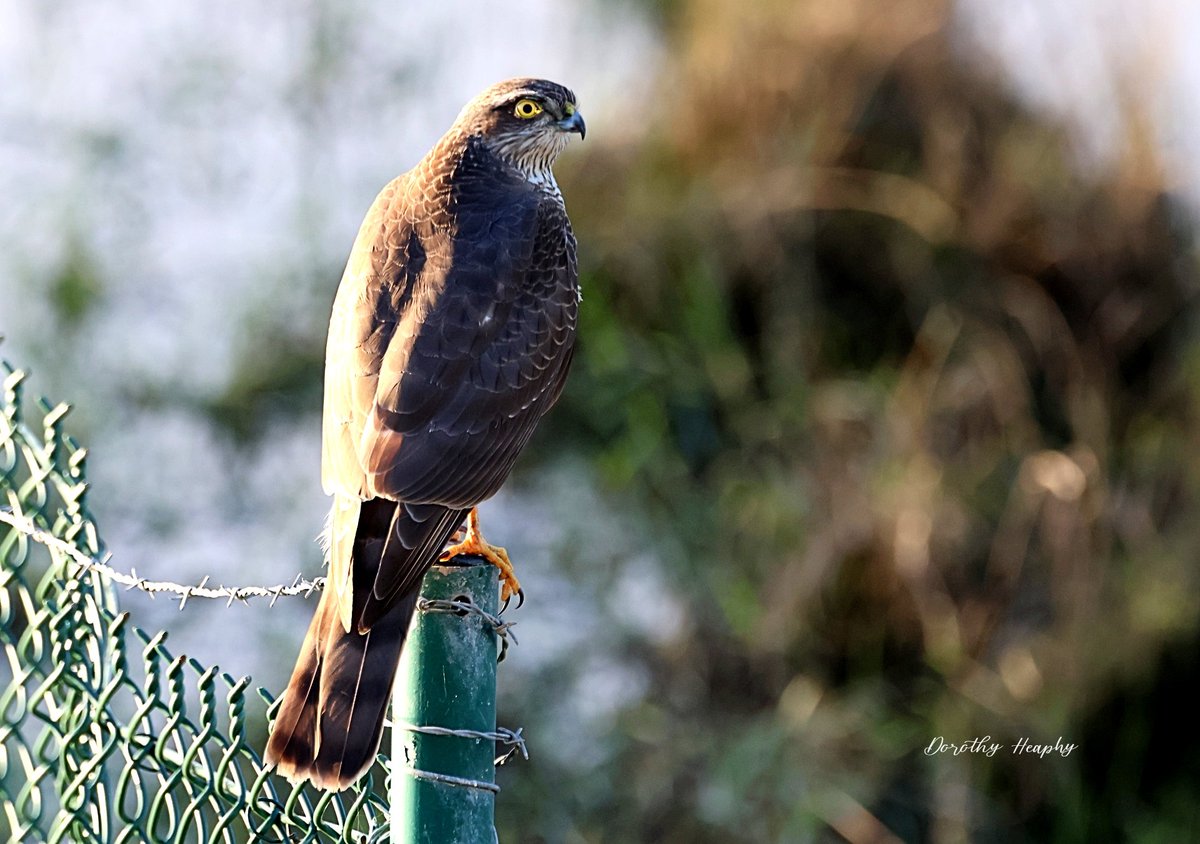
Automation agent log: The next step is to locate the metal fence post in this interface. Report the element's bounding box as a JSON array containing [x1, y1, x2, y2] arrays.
[[391, 557, 500, 844]]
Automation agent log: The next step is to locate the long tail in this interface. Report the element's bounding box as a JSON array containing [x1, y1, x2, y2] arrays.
[[264, 581, 418, 790], [264, 498, 466, 790]]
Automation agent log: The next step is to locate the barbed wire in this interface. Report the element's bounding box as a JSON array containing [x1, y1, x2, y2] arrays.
[[394, 725, 528, 793], [398, 723, 529, 765], [0, 508, 517, 648], [418, 596, 518, 645], [0, 506, 327, 608], [401, 767, 501, 794]]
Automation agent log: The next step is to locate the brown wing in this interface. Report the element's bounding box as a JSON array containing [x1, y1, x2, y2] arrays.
[[321, 138, 578, 629], [321, 174, 417, 501]]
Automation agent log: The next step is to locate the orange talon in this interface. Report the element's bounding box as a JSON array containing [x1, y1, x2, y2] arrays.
[[440, 508, 522, 604]]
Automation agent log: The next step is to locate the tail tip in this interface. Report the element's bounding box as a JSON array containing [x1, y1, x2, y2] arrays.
[[267, 760, 357, 792], [264, 742, 362, 792]]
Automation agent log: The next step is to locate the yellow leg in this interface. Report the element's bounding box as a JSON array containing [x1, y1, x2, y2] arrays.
[[440, 508, 522, 605]]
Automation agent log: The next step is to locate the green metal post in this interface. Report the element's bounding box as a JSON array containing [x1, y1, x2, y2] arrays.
[[391, 558, 500, 844]]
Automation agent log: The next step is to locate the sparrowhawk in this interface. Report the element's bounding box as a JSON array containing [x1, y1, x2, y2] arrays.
[[265, 77, 584, 790]]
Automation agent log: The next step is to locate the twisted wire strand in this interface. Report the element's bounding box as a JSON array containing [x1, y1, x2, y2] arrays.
[[397, 723, 529, 765], [0, 506, 326, 607]]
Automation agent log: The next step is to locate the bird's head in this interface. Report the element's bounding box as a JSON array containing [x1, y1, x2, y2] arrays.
[[454, 77, 585, 175]]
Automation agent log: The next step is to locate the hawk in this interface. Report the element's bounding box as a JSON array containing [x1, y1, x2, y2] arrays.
[[265, 78, 584, 790]]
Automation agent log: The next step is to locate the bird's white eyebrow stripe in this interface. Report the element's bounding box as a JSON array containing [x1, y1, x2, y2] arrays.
[[496, 89, 575, 111], [496, 89, 544, 105]]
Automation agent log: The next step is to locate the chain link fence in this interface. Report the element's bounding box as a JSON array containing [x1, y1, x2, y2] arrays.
[[1, 360, 393, 842]]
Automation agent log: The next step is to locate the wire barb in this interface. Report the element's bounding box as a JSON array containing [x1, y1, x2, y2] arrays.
[[0, 508, 522, 654], [399, 723, 529, 765], [0, 507, 327, 605], [392, 724, 528, 793], [417, 595, 518, 644]]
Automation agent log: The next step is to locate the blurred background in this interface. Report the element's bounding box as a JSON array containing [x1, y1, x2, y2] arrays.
[[3, 0, 1200, 841]]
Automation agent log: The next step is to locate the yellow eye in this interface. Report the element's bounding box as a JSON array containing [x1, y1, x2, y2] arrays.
[[514, 98, 543, 119]]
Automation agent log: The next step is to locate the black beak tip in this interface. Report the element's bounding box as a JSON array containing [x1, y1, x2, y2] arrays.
[[560, 111, 586, 140]]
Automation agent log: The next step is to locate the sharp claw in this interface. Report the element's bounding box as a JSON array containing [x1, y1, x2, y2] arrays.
[[448, 508, 521, 612]]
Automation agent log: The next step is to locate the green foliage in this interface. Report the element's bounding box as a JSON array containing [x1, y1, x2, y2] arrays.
[[49, 250, 103, 326], [516, 0, 1200, 840]]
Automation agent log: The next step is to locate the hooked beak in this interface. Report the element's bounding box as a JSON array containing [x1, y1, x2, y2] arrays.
[[557, 109, 586, 140]]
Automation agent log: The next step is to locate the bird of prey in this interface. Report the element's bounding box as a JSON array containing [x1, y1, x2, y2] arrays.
[[265, 78, 584, 790]]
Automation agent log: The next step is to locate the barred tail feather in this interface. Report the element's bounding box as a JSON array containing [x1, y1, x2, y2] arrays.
[[264, 586, 418, 790], [266, 498, 468, 790]]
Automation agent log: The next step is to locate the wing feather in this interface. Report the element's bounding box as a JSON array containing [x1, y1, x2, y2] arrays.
[[320, 138, 578, 628]]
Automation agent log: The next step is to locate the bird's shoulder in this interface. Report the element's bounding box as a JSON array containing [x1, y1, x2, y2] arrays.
[[351, 137, 547, 260]]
